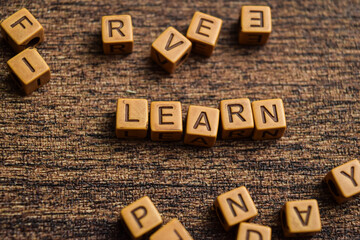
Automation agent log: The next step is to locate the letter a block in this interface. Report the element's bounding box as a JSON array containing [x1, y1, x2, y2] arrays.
[[239, 6, 271, 45], [220, 98, 254, 139], [184, 105, 219, 147], [116, 99, 148, 138], [251, 99, 286, 140], [281, 199, 321, 237], [151, 27, 192, 73], [186, 11, 222, 57], [121, 196, 163, 240], [1, 8, 44, 52], [324, 159, 360, 203], [214, 186, 258, 231], [150, 218, 193, 240], [237, 222, 271, 240]]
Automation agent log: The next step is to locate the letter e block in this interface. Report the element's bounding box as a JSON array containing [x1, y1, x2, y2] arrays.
[[151, 27, 192, 73], [280, 199, 321, 237], [1, 8, 44, 52], [239, 6, 271, 45], [214, 186, 258, 231], [324, 159, 360, 203], [237, 222, 271, 240], [150, 218, 193, 240], [251, 99, 286, 140], [186, 11, 222, 57]]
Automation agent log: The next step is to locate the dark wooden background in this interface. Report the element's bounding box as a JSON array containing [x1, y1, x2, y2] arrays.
[[0, 0, 359, 239]]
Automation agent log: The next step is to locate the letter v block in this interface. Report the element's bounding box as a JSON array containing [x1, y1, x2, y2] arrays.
[[150, 218, 193, 240], [121, 196, 163, 240], [324, 159, 360, 203], [214, 186, 258, 231], [237, 222, 272, 240], [151, 27, 192, 73]]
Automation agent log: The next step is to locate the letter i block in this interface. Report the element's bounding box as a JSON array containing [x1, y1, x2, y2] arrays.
[[237, 222, 272, 240], [150, 101, 183, 141], [150, 219, 193, 240], [151, 27, 192, 73], [7, 48, 50, 95], [214, 186, 258, 231], [116, 99, 148, 138], [186, 11, 222, 57], [239, 6, 272, 45], [251, 99, 286, 140], [184, 105, 219, 147], [121, 196, 163, 240], [1, 8, 44, 52], [102, 15, 133, 54], [220, 98, 254, 139], [324, 159, 360, 203], [280, 199, 321, 237]]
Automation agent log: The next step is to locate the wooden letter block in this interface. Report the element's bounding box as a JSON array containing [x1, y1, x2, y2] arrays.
[[7, 48, 50, 95], [214, 186, 258, 231], [184, 105, 219, 147], [150, 218, 193, 240], [237, 222, 271, 240], [251, 99, 286, 140], [121, 196, 163, 240], [281, 199, 321, 237], [1, 8, 44, 52], [220, 98, 254, 139], [239, 6, 271, 45], [102, 15, 133, 54], [186, 11, 222, 57], [116, 99, 148, 139], [150, 101, 183, 141], [324, 159, 360, 203], [151, 27, 192, 73]]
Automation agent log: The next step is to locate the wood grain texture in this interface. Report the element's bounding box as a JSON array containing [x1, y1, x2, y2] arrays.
[[0, 0, 359, 239]]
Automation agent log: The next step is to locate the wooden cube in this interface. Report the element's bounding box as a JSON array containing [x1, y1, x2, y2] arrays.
[[151, 27, 192, 73], [214, 186, 258, 231], [1, 8, 44, 52], [121, 196, 163, 240], [237, 222, 271, 240], [150, 101, 183, 141], [220, 98, 254, 139], [184, 105, 219, 147], [280, 199, 321, 237], [324, 159, 360, 203], [150, 218, 193, 240], [116, 99, 148, 138], [239, 6, 271, 45], [251, 99, 286, 140], [186, 11, 222, 57], [7, 47, 50, 95], [102, 15, 133, 54]]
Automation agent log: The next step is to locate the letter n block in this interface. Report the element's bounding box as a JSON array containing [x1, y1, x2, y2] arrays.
[[1, 8, 44, 52], [102, 15, 133, 54], [151, 27, 192, 73], [150, 219, 193, 240], [121, 196, 163, 240], [186, 11, 222, 57], [280, 199, 321, 237], [324, 159, 360, 203], [237, 222, 271, 240], [213, 186, 258, 231], [220, 98, 254, 139], [184, 105, 219, 147], [239, 6, 271, 45], [116, 99, 148, 138], [251, 99, 286, 140]]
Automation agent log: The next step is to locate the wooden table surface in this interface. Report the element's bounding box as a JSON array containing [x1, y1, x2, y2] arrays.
[[1, 0, 359, 239]]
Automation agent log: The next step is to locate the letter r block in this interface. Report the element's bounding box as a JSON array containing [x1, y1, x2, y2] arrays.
[[324, 159, 360, 203], [237, 222, 272, 240], [214, 186, 258, 231], [121, 196, 163, 240], [102, 15, 133, 54], [116, 99, 148, 138], [150, 218, 193, 240], [1, 8, 44, 52]]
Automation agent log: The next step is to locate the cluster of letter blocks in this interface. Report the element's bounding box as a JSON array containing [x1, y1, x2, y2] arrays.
[[121, 159, 359, 239]]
